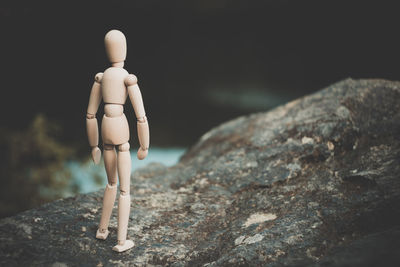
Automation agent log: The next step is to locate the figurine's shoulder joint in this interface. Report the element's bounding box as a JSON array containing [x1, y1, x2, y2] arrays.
[[125, 74, 138, 86], [95, 72, 103, 83]]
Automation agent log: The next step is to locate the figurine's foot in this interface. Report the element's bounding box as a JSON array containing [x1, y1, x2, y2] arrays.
[[112, 240, 134, 252], [96, 229, 109, 240]]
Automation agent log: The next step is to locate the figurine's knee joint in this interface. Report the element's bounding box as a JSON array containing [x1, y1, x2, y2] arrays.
[[120, 189, 129, 196], [118, 143, 130, 152], [107, 182, 117, 187], [104, 144, 114, 150]]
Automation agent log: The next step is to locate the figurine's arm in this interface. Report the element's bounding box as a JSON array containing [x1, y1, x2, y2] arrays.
[[125, 74, 149, 160], [86, 73, 103, 164]]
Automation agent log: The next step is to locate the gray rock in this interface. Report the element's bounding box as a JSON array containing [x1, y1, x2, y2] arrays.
[[1, 79, 399, 266]]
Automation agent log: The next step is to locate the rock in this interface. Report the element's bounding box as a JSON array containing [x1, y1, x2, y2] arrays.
[[1, 79, 400, 266]]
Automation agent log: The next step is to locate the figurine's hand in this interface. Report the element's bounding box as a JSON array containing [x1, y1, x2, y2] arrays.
[[91, 147, 101, 164], [137, 147, 148, 160]]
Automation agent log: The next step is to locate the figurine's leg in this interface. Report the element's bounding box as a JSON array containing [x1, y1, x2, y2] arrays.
[[96, 144, 118, 240], [112, 142, 134, 252]]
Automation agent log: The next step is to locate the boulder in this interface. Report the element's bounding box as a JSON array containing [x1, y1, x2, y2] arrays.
[[1, 79, 399, 266]]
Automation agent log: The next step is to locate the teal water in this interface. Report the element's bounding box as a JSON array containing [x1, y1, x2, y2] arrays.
[[66, 147, 186, 194]]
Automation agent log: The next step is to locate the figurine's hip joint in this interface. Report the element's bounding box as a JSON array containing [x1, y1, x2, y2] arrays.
[[118, 142, 130, 152]]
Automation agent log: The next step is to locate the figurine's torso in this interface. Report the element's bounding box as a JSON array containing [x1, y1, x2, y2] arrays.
[[101, 67, 129, 104], [100, 67, 130, 145]]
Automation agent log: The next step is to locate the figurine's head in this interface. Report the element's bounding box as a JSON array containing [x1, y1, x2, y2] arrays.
[[104, 30, 127, 66]]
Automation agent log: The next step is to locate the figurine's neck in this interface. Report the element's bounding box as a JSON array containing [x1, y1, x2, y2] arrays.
[[111, 61, 124, 68]]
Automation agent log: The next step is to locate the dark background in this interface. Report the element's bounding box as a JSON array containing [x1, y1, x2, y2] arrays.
[[1, 0, 399, 147], [0, 0, 399, 217]]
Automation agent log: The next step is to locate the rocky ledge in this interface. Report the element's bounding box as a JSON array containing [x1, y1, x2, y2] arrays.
[[1, 79, 400, 266]]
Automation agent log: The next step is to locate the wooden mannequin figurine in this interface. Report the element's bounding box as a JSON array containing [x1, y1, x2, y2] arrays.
[[86, 29, 150, 252]]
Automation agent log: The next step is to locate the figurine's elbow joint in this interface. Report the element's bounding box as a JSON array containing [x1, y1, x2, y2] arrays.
[[137, 115, 147, 123], [86, 113, 96, 119]]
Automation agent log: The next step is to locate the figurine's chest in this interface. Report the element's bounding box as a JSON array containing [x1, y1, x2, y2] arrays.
[[101, 67, 129, 104]]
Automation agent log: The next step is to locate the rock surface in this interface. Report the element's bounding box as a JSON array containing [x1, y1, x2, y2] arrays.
[[1, 79, 400, 266]]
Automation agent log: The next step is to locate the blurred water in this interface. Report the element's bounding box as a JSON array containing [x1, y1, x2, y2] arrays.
[[66, 147, 186, 194]]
